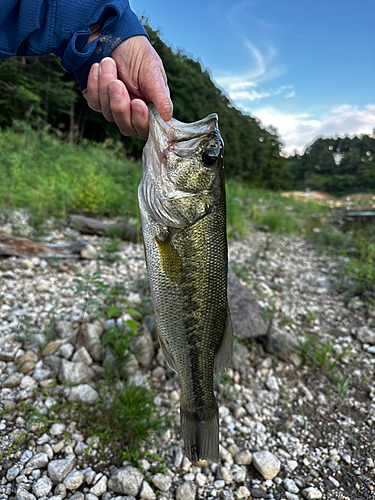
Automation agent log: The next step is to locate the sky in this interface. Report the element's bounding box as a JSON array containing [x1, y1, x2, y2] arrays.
[[131, 0, 375, 155]]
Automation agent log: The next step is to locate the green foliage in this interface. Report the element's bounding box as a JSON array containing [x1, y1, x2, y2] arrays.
[[0, 125, 141, 218], [296, 334, 352, 374], [286, 134, 375, 192], [346, 241, 375, 304]]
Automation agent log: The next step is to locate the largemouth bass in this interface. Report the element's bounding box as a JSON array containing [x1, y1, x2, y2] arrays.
[[138, 104, 232, 463]]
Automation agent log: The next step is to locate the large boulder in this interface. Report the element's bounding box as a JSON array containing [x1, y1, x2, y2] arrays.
[[227, 267, 269, 339]]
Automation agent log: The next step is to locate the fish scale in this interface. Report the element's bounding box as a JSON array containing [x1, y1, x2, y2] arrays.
[[139, 104, 233, 463]]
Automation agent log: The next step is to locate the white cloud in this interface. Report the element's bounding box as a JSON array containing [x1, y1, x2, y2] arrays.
[[247, 104, 375, 155], [229, 84, 294, 102]]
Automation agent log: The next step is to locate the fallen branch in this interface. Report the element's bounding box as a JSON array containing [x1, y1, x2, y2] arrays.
[[68, 215, 139, 243], [0, 234, 88, 259]]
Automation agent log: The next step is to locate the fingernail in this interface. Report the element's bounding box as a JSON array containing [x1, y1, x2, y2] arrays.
[[109, 80, 123, 98], [101, 58, 115, 76], [92, 64, 99, 78]]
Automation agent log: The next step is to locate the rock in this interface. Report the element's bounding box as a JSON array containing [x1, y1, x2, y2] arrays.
[[251, 488, 269, 499], [25, 452, 49, 471], [265, 376, 279, 392], [33, 367, 53, 381], [357, 327, 375, 344], [7, 465, 20, 481], [236, 486, 251, 499], [195, 472, 207, 487], [152, 473, 172, 492], [233, 468, 246, 483], [20, 375, 37, 389], [58, 359, 94, 385], [50, 423, 66, 435], [56, 343, 75, 359], [130, 326, 155, 368], [16, 487, 37, 500], [139, 481, 156, 500], [54, 484, 67, 499], [48, 457, 75, 484], [234, 450, 252, 465], [227, 267, 269, 338], [231, 341, 249, 372], [252, 450, 280, 480], [266, 327, 297, 359], [283, 478, 299, 493], [72, 346, 93, 365], [81, 244, 98, 259], [302, 487, 323, 499], [63, 470, 84, 490], [89, 475, 108, 496], [36, 280, 51, 293], [286, 460, 298, 471], [54, 321, 75, 339], [32, 477, 53, 498], [108, 466, 144, 496], [76, 323, 104, 362], [2, 372, 23, 388], [175, 481, 197, 500], [0, 338, 21, 361], [67, 492, 82, 500], [285, 493, 300, 500], [68, 384, 99, 403], [43, 355, 62, 374]]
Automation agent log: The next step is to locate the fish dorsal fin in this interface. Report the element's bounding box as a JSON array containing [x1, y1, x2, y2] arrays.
[[156, 328, 178, 373], [213, 310, 233, 378]]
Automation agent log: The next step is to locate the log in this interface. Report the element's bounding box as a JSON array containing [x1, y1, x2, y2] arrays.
[[0, 234, 88, 259], [68, 215, 139, 243]]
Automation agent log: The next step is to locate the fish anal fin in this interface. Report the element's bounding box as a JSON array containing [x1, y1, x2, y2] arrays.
[[155, 234, 184, 284], [156, 328, 178, 373], [214, 310, 233, 378]]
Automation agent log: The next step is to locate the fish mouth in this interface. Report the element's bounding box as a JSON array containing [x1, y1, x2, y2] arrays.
[[147, 103, 222, 152]]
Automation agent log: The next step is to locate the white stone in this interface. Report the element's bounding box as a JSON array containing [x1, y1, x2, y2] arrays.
[[63, 470, 84, 490], [175, 481, 197, 500], [236, 486, 251, 499], [89, 475, 108, 496], [68, 384, 99, 403], [252, 450, 280, 480], [283, 478, 299, 493], [108, 466, 143, 497], [48, 457, 75, 484], [357, 327, 375, 344], [32, 477, 53, 498], [302, 487, 323, 499], [25, 453, 49, 471], [152, 473, 172, 492], [139, 481, 156, 500]]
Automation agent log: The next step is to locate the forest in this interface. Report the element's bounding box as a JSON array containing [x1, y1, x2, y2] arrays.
[[0, 20, 373, 193]]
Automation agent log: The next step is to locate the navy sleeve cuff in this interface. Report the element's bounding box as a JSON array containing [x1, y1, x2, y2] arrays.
[[60, 0, 147, 90]]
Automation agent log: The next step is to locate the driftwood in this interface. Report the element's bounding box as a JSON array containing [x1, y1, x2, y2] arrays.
[[68, 215, 139, 243], [0, 234, 88, 259]]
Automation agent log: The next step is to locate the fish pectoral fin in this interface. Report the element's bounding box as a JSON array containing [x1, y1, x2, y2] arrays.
[[155, 232, 184, 285], [213, 310, 233, 378], [156, 328, 178, 373]]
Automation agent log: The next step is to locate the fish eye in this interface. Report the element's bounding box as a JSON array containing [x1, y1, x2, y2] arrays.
[[202, 149, 218, 166]]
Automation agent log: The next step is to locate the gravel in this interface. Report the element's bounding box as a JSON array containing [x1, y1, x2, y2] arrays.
[[1, 214, 374, 500]]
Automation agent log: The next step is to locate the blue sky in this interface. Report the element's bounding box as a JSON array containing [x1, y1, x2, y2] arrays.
[[131, 0, 375, 154]]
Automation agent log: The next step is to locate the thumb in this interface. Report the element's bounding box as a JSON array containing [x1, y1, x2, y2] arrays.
[[143, 65, 173, 124]]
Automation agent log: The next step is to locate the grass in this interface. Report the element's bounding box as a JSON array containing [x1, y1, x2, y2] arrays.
[[226, 180, 328, 238], [0, 123, 142, 220]]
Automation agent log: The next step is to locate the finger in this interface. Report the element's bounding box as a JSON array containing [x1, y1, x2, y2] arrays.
[[146, 66, 173, 124], [99, 57, 117, 122], [130, 99, 149, 140], [84, 63, 101, 112], [109, 80, 137, 137]]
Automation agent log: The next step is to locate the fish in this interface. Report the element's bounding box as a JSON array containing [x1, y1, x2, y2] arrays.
[[138, 104, 233, 463]]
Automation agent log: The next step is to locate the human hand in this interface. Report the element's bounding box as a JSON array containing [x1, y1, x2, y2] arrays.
[[83, 35, 173, 140]]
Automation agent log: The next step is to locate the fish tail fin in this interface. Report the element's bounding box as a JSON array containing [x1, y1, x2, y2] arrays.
[[180, 403, 219, 463]]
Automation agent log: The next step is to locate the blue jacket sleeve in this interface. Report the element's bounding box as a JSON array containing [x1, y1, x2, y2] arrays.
[[0, 0, 148, 90]]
